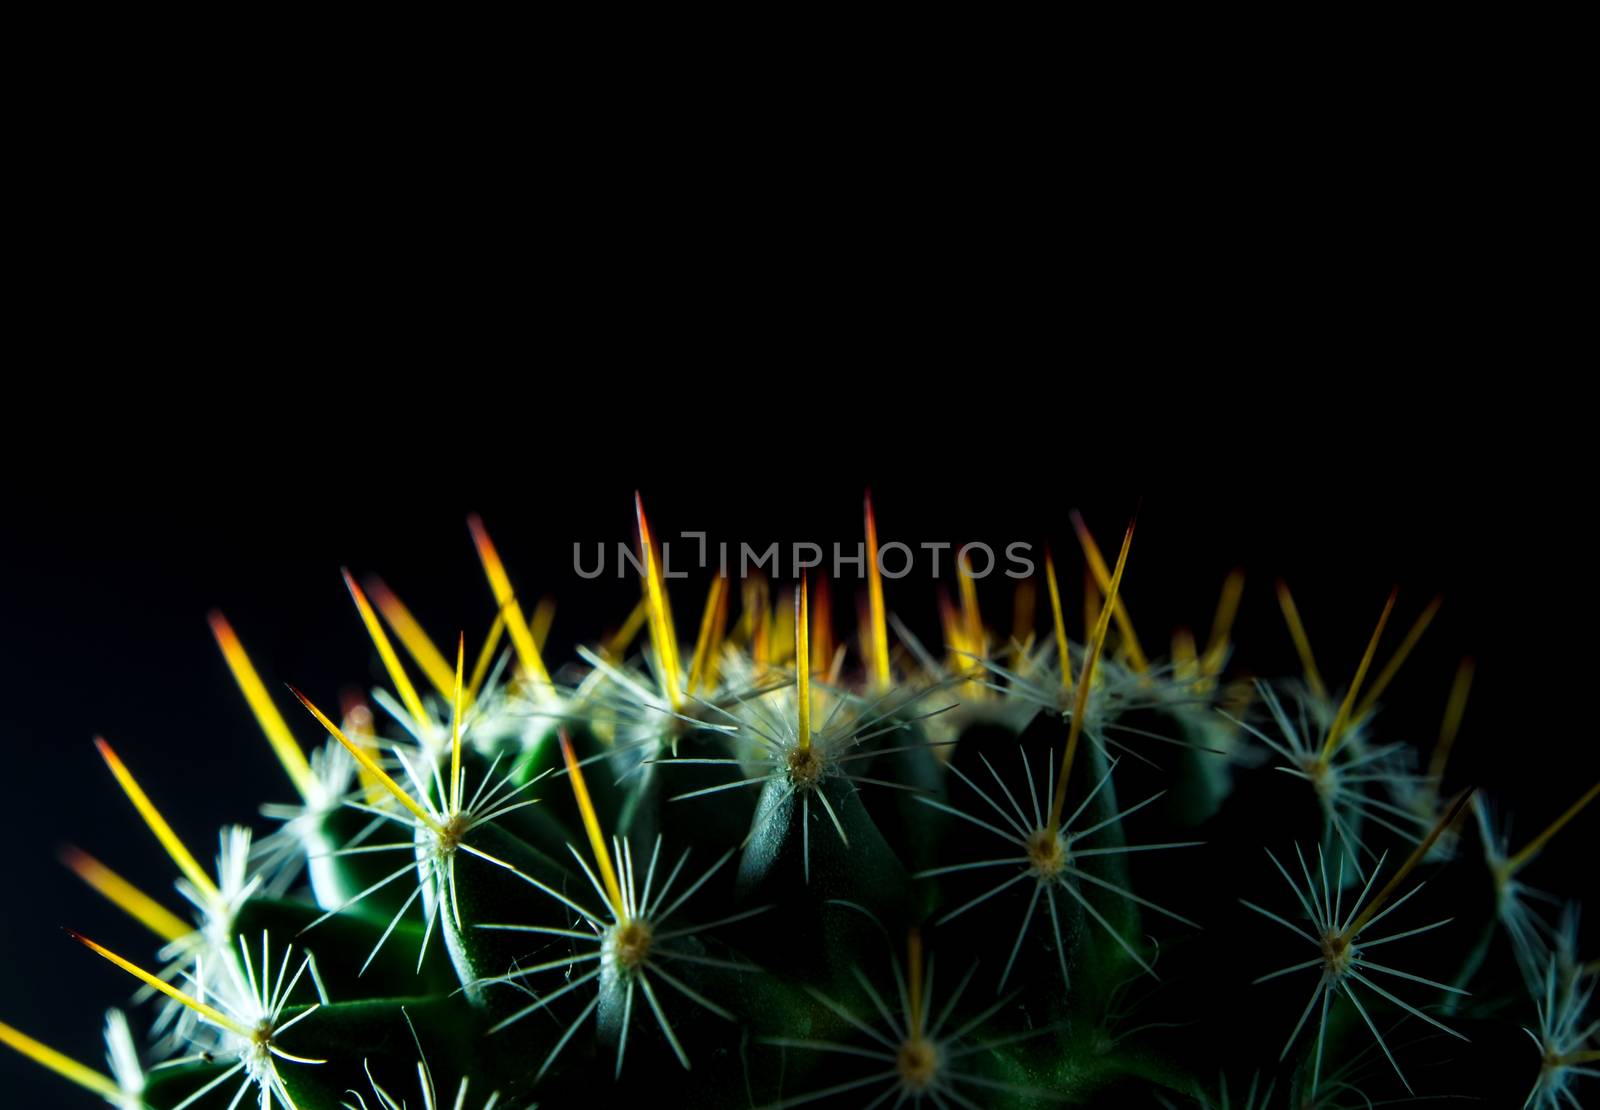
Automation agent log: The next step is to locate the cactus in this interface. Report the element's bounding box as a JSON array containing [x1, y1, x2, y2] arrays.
[[4, 495, 1597, 1108]]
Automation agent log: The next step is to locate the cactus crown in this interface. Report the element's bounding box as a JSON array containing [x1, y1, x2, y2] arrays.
[[4, 496, 1597, 1108]]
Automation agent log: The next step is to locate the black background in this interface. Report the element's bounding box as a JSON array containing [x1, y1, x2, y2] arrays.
[[3, 454, 1593, 1106]]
